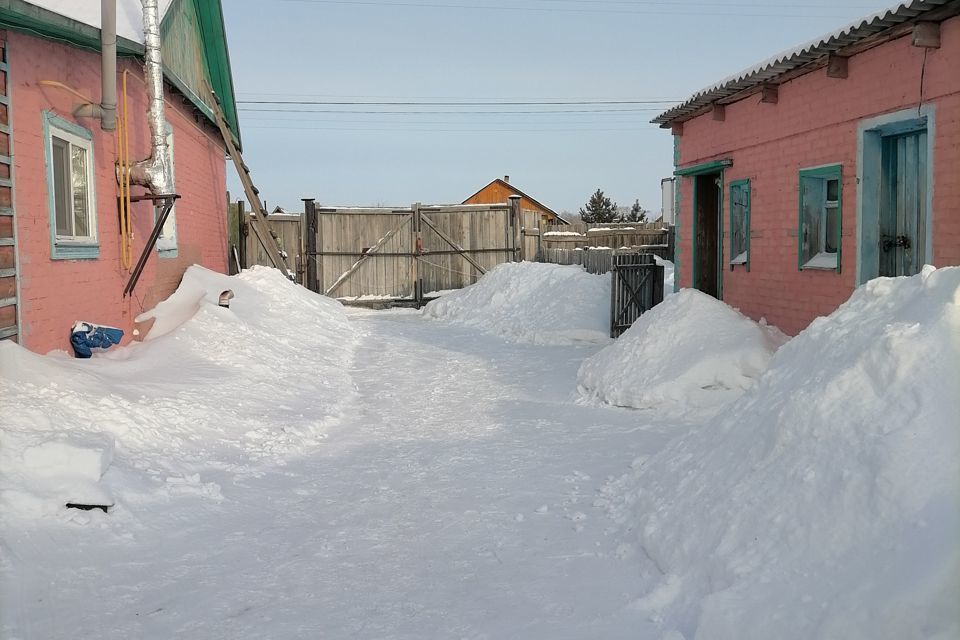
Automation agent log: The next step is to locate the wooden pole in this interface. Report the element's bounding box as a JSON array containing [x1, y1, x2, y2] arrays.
[[509, 195, 522, 262], [237, 199, 247, 270], [303, 198, 318, 292], [412, 202, 422, 306]]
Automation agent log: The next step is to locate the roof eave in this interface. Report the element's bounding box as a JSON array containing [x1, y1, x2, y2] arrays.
[[652, 0, 960, 127]]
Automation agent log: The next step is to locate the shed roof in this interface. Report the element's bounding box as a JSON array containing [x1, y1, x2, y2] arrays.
[[463, 178, 569, 225], [653, 0, 960, 127]]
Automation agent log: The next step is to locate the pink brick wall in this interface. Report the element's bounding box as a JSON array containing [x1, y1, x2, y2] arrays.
[[10, 32, 228, 354], [675, 17, 960, 335]]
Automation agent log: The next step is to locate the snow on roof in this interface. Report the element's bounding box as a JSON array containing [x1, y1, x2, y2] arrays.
[[24, 0, 176, 43], [653, 0, 958, 126]]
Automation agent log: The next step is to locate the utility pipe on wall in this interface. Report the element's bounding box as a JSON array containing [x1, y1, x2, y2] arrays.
[[74, 0, 117, 130], [128, 0, 173, 196], [99, 0, 117, 130]]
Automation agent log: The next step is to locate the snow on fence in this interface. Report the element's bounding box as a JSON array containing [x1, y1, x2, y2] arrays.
[[540, 221, 675, 262]]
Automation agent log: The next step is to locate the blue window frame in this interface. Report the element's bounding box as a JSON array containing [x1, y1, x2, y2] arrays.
[[729, 179, 750, 270], [798, 164, 842, 272], [43, 111, 99, 260], [155, 122, 178, 257]]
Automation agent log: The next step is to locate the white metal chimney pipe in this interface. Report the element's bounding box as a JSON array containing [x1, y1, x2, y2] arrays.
[[129, 0, 173, 195]]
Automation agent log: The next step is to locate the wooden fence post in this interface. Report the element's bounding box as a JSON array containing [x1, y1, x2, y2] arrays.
[[237, 199, 248, 270], [509, 195, 522, 261], [412, 202, 422, 306], [303, 198, 318, 292]]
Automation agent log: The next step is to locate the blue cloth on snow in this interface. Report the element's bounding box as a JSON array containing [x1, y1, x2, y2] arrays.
[[71, 321, 124, 359]]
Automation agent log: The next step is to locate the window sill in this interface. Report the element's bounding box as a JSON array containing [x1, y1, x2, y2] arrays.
[[157, 247, 179, 259], [730, 251, 748, 266], [800, 252, 838, 271], [52, 243, 100, 260]]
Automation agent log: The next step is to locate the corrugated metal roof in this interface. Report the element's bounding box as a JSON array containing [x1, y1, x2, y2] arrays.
[[653, 0, 958, 126]]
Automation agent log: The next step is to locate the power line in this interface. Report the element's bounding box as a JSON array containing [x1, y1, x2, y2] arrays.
[[234, 92, 685, 101], [243, 124, 660, 132], [236, 99, 679, 106], [279, 0, 874, 19], [237, 107, 668, 114]]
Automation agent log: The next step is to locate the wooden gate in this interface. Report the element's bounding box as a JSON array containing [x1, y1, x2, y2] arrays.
[[610, 252, 664, 338], [304, 198, 539, 304]]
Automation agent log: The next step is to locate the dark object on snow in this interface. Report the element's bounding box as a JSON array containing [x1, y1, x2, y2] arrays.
[[65, 503, 111, 513], [70, 321, 124, 358], [219, 289, 235, 308]]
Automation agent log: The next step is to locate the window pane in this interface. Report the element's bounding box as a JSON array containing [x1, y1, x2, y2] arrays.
[[801, 176, 824, 264], [825, 204, 839, 254], [52, 137, 71, 235], [826, 178, 839, 202], [71, 144, 90, 237], [730, 184, 747, 259]]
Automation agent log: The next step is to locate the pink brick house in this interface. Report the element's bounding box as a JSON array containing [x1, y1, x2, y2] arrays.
[[0, 0, 239, 354], [654, 0, 960, 335]]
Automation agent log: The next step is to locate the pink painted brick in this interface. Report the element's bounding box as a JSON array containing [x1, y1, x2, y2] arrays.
[[10, 32, 228, 354], [675, 17, 960, 335]]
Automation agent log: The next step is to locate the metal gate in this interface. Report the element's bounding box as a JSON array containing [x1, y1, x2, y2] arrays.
[[610, 253, 664, 338]]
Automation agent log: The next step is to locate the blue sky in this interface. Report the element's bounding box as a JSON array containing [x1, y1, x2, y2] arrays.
[[223, 0, 896, 215]]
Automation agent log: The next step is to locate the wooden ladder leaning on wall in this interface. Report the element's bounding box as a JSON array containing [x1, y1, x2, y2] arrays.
[[207, 89, 291, 278]]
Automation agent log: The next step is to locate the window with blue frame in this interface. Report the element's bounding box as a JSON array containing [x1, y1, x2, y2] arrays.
[[798, 164, 842, 271], [44, 112, 99, 259], [155, 122, 177, 256], [729, 179, 750, 269]]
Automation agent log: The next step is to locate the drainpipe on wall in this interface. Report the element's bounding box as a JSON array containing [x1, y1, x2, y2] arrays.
[[74, 0, 117, 131], [128, 0, 173, 196]]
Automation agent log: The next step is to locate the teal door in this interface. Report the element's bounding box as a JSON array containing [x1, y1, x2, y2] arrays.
[[879, 131, 927, 277]]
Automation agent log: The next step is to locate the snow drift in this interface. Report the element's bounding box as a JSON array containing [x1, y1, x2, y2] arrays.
[[578, 289, 786, 415], [598, 266, 960, 639], [423, 262, 611, 345], [0, 266, 356, 518]]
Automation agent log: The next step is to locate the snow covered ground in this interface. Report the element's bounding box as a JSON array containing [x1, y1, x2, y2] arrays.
[[422, 262, 611, 345], [578, 288, 787, 417], [1, 263, 957, 639]]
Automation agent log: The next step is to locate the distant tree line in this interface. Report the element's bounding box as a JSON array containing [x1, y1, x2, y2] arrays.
[[578, 189, 649, 224]]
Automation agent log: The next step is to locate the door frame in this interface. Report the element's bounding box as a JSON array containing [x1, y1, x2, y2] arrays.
[[677, 159, 731, 299], [856, 105, 935, 285]]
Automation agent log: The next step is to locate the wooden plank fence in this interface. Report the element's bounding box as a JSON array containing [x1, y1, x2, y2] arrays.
[[538, 247, 619, 275], [540, 221, 674, 261], [229, 199, 304, 283], [302, 196, 542, 304]]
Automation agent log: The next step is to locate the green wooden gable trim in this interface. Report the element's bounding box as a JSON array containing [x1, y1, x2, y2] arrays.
[[0, 0, 240, 147], [160, 0, 240, 148]]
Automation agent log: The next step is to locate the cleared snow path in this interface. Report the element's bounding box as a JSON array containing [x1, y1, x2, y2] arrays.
[[2, 310, 681, 639]]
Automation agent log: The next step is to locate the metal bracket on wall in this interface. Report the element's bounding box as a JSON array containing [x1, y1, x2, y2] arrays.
[[123, 193, 180, 297]]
